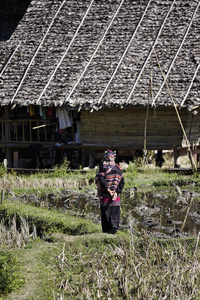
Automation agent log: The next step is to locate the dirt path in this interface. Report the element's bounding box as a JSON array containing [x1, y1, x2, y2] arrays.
[[6, 240, 62, 300], [5, 233, 114, 299]]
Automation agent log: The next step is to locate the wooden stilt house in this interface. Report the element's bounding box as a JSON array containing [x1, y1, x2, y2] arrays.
[[0, 0, 199, 168]]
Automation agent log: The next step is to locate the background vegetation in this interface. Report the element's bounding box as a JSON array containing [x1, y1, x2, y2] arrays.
[[0, 158, 200, 299]]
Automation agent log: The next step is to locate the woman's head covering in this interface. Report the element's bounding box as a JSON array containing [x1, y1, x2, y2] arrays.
[[103, 149, 116, 170], [104, 149, 115, 160]]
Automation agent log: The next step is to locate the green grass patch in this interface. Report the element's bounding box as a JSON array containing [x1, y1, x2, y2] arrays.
[[0, 252, 25, 298], [0, 200, 101, 237], [1, 167, 200, 298]]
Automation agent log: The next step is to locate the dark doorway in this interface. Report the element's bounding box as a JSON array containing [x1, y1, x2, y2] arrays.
[[0, 0, 31, 41]]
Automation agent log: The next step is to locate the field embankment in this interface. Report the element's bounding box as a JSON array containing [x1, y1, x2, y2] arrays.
[[0, 164, 200, 299]]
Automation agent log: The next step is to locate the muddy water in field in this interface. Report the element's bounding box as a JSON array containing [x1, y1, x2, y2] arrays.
[[121, 190, 200, 237], [51, 188, 200, 238]]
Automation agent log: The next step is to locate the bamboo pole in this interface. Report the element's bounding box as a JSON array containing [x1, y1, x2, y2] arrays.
[[15, 121, 17, 141], [44, 126, 47, 142], [32, 122, 58, 129], [1, 121, 3, 141], [36, 0, 95, 105], [181, 63, 200, 107], [29, 120, 32, 141], [11, 0, 67, 104], [37, 121, 40, 142], [180, 195, 194, 232], [0, 42, 21, 78], [193, 232, 200, 256], [143, 73, 151, 164], [152, 1, 200, 106], [98, 0, 152, 105], [1, 189, 4, 204], [65, 0, 125, 106], [22, 121, 25, 141], [126, 0, 176, 104], [153, 48, 196, 170]]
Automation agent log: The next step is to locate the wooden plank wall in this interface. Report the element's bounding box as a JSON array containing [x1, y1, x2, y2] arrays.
[[80, 106, 189, 149], [184, 109, 200, 148]]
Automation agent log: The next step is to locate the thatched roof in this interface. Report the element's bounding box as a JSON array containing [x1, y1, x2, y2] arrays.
[[0, 0, 199, 111]]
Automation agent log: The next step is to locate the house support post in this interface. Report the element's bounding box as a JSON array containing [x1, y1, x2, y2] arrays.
[[81, 148, 88, 167], [4, 106, 12, 168], [174, 147, 180, 168], [188, 148, 197, 170], [1, 189, 4, 204], [89, 150, 95, 168]]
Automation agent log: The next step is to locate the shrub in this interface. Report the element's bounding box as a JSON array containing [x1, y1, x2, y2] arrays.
[[52, 157, 70, 178], [0, 162, 7, 178], [0, 252, 25, 296]]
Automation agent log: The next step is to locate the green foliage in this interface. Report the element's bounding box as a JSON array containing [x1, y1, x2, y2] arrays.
[[1, 160, 199, 193], [1, 167, 200, 298], [191, 169, 200, 179], [51, 156, 70, 178], [0, 201, 101, 237], [0, 252, 25, 297], [0, 163, 7, 178], [126, 160, 139, 174]]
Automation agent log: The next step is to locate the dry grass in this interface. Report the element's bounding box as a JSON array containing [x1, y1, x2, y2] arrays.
[[1, 210, 199, 299], [1, 167, 200, 299], [54, 227, 200, 299], [0, 175, 81, 190], [0, 215, 37, 248]]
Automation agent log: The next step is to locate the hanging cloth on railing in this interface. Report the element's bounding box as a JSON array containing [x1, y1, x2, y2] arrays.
[[46, 106, 54, 118], [39, 106, 47, 120], [56, 107, 72, 129], [28, 105, 36, 117]]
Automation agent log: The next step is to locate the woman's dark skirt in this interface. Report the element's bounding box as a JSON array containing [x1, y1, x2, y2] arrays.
[[100, 205, 120, 234]]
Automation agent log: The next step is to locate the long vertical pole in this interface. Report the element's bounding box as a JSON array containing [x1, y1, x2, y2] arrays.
[[153, 49, 196, 170]]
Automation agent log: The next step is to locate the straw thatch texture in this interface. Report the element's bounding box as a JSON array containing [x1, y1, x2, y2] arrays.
[[0, 0, 199, 110]]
